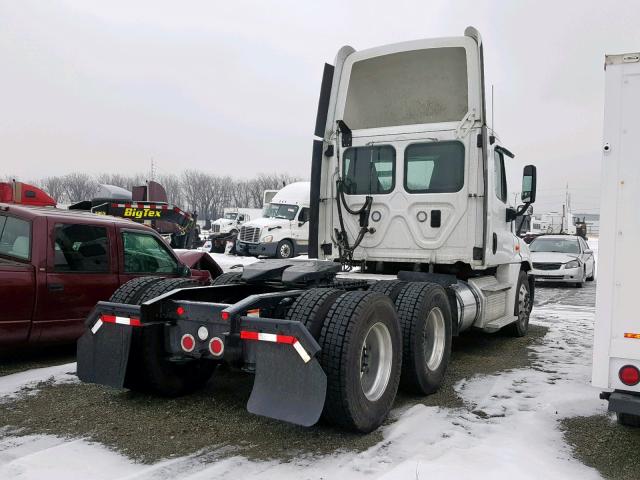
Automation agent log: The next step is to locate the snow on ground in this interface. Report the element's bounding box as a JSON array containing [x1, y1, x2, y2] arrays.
[[0, 240, 607, 479], [0, 363, 77, 401]]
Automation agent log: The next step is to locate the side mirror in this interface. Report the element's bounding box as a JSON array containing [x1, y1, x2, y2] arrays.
[[298, 221, 307, 227], [521, 165, 537, 204], [584, 249, 593, 254], [176, 264, 191, 277]]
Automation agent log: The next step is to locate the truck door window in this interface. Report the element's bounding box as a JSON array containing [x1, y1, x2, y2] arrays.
[[494, 150, 507, 203], [342, 145, 395, 195], [404, 141, 464, 193], [54, 224, 109, 272], [122, 231, 178, 273], [0, 215, 31, 261], [299, 207, 310, 223]]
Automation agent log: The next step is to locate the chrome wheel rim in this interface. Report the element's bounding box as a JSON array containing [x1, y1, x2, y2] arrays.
[[360, 322, 393, 402], [424, 307, 446, 371], [518, 283, 530, 327], [280, 243, 291, 258]]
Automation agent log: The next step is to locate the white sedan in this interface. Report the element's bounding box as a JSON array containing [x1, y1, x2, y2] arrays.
[[530, 235, 595, 287]]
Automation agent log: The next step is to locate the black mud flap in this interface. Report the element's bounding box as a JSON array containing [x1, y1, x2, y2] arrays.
[[247, 341, 327, 427], [76, 306, 137, 389]]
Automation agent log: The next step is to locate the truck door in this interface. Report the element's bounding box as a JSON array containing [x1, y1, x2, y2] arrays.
[[0, 214, 34, 346], [486, 147, 516, 265], [293, 207, 310, 251], [34, 220, 119, 344]]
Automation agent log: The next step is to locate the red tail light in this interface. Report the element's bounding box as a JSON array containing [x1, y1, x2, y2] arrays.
[[209, 337, 224, 357], [619, 365, 640, 386], [181, 334, 195, 352], [221, 311, 230, 321], [176, 306, 185, 316]]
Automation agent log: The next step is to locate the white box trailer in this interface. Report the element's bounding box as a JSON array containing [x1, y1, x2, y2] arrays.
[[592, 51, 640, 426]]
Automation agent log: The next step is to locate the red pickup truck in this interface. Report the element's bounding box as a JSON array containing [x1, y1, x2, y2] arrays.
[[0, 203, 222, 348]]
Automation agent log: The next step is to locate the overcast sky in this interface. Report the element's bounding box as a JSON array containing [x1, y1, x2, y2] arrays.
[[2, 0, 639, 213]]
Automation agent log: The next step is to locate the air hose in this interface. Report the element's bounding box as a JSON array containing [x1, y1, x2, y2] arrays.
[[334, 179, 373, 271]]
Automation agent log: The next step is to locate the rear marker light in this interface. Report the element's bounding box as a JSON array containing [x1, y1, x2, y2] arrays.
[[181, 334, 195, 352], [619, 365, 640, 386], [624, 333, 640, 339], [197, 326, 209, 341], [209, 337, 224, 356], [221, 311, 230, 321], [240, 330, 311, 363], [176, 306, 185, 316]]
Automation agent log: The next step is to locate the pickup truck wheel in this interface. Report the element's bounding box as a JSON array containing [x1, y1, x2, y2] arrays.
[[109, 276, 164, 304], [285, 288, 344, 339], [617, 412, 640, 427], [276, 240, 293, 259], [505, 271, 531, 337], [368, 280, 407, 302], [211, 271, 243, 285], [318, 291, 401, 433], [135, 278, 216, 396], [395, 282, 452, 395]]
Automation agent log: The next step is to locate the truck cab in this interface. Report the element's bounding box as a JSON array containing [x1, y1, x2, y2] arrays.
[[236, 182, 310, 259]]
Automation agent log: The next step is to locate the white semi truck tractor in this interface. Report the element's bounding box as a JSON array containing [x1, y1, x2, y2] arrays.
[[592, 50, 640, 426], [77, 27, 537, 433]]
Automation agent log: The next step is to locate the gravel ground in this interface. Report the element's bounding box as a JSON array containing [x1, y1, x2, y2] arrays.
[[562, 414, 640, 480], [0, 324, 547, 464]]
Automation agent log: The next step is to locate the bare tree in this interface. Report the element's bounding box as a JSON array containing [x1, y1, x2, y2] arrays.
[[62, 173, 98, 202], [41, 176, 67, 203]]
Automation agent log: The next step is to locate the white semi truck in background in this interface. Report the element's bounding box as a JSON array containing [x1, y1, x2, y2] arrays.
[[592, 50, 640, 426], [236, 182, 310, 258], [77, 27, 538, 433]]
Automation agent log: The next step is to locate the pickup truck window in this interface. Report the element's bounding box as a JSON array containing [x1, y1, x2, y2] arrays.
[[0, 215, 31, 261], [54, 223, 109, 272], [122, 231, 178, 273]]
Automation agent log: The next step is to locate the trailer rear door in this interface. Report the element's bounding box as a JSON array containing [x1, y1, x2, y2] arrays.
[[593, 53, 640, 390]]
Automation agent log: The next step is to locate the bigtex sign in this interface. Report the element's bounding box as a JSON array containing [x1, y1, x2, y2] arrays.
[[123, 207, 162, 219]]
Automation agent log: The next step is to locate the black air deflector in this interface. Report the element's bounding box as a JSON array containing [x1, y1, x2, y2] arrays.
[[314, 63, 335, 138], [309, 140, 323, 259]]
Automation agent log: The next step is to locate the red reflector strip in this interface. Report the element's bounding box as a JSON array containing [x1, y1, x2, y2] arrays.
[[100, 314, 141, 327], [240, 330, 259, 341], [239, 330, 310, 363], [625, 333, 640, 339]]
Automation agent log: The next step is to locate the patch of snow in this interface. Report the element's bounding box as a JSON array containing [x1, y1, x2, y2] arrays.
[[0, 363, 77, 401]]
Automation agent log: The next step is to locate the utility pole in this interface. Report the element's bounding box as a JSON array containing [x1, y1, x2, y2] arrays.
[[150, 158, 156, 181]]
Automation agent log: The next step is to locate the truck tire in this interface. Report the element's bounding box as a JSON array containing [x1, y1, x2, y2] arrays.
[[505, 271, 532, 337], [395, 282, 452, 395], [285, 288, 344, 339], [368, 280, 407, 302], [135, 278, 216, 396], [211, 271, 243, 285], [617, 412, 640, 427], [276, 239, 294, 259], [318, 291, 402, 432], [108, 276, 164, 305]]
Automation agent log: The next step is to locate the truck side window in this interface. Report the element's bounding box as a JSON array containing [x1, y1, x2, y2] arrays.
[[54, 224, 109, 272], [494, 150, 507, 203], [342, 145, 395, 194], [122, 231, 178, 273], [299, 208, 310, 223], [404, 141, 464, 193], [0, 215, 31, 261]]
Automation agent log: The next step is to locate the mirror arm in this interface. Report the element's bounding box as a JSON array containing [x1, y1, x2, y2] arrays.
[[514, 202, 532, 236]]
